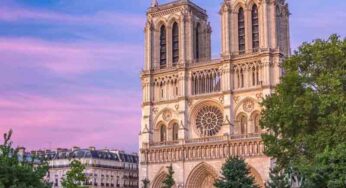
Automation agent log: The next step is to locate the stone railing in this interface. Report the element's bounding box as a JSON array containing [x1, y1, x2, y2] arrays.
[[141, 134, 264, 164], [148, 133, 261, 147]]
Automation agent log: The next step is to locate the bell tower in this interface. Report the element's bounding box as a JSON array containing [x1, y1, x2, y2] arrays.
[[220, 0, 290, 58], [143, 0, 212, 71]]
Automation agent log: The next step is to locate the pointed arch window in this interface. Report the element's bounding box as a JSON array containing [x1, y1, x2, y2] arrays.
[[160, 124, 167, 142], [252, 67, 256, 86], [240, 69, 244, 88], [160, 25, 167, 69], [238, 8, 245, 54], [252, 5, 259, 51], [172, 123, 179, 141], [254, 114, 260, 133], [172, 22, 179, 66], [240, 115, 247, 134], [195, 23, 201, 60]]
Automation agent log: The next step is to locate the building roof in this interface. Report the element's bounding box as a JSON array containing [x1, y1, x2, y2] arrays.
[[29, 148, 138, 163]]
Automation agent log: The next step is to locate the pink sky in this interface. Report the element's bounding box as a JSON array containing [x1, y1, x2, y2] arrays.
[[0, 0, 345, 153]]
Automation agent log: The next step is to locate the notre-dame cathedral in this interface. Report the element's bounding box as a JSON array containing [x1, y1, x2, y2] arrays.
[[139, 0, 290, 187]]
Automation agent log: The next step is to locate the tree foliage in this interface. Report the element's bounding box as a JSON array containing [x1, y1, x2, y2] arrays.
[[162, 164, 175, 188], [261, 34, 346, 186], [61, 160, 88, 188], [0, 130, 51, 188], [214, 156, 259, 188], [266, 167, 290, 188], [302, 144, 346, 188]]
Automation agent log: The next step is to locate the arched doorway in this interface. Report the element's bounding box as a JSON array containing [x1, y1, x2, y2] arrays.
[[151, 171, 166, 188], [249, 166, 265, 188], [186, 162, 218, 188]]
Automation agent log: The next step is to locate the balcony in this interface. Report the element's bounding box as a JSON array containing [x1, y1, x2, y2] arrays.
[[148, 133, 261, 147], [141, 134, 264, 164]]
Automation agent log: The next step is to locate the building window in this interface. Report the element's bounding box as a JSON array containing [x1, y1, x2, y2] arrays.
[[254, 114, 260, 133], [172, 22, 179, 66], [256, 68, 260, 85], [160, 125, 167, 142], [160, 25, 167, 69], [252, 67, 256, 86], [195, 23, 200, 60], [240, 69, 244, 88], [238, 8, 245, 54], [240, 115, 247, 134], [172, 123, 179, 141], [252, 4, 259, 51], [191, 70, 221, 95]]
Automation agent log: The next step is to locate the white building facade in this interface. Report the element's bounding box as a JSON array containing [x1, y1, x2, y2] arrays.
[[31, 147, 138, 188], [139, 0, 290, 187]]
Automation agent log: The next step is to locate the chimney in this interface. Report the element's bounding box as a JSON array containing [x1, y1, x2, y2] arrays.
[[89, 146, 96, 151], [17, 147, 26, 156]]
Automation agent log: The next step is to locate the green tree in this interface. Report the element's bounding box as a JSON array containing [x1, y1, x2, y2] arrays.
[[214, 156, 259, 188], [61, 160, 88, 188], [265, 167, 290, 188], [0, 130, 51, 188], [302, 144, 346, 188], [162, 164, 175, 188], [260, 34, 346, 186]]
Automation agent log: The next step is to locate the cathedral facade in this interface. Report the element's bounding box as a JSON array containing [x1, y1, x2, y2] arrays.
[[139, 0, 290, 187]]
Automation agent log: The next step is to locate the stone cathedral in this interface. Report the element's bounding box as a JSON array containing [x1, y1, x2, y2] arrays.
[[139, 0, 290, 187]]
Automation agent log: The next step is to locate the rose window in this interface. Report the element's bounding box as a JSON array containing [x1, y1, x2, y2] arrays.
[[195, 106, 223, 137]]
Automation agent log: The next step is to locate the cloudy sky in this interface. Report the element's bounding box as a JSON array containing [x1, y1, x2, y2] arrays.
[[0, 0, 345, 152]]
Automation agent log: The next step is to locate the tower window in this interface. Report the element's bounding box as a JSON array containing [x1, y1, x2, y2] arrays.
[[238, 8, 245, 54], [195, 23, 200, 60], [160, 25, 167, 69], [252, 5, 259, 51], [172, 22, 179, 66]]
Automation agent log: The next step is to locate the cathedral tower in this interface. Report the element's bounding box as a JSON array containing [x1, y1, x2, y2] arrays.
[[139, 0, 290, 187]]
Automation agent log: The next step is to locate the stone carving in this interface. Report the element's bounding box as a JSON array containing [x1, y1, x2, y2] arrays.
[[233, 96, 240, 104], [162, 110, 172, 122], [243, 99, 255, 113], [152, 107, 159, 114], [175, 104, 179, 111]]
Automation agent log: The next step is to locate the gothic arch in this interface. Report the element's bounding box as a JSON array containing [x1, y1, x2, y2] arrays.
[[250, 111, 261, 133], [232, 0, 246, 12], [248, 165, 265, 187], [153, 107, 178, 126], [185, 162, 218, 188], [190, 99, 223, 118], [154, 19, 168, 31], [250, 110, 261, 121], [167, 15, 180, 27], [151, 171, 167, 188], [234, 96, 258, 114], [236, 112, 248, 134], [246, 0, 260, 8]]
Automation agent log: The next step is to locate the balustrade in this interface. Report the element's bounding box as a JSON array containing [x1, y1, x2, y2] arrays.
[[141, 134, 263, 164]]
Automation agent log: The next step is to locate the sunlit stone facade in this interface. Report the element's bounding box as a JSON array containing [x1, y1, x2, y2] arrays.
[[139, 0, 290, 187]]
